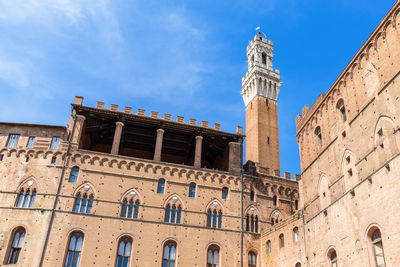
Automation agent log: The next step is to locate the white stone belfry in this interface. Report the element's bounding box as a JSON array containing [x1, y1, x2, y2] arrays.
[[241, 32, 282, 106]]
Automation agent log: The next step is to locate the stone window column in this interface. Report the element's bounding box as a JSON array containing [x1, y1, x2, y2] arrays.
[[153, 129, 165, 161], [194, 136, 203, 168], [111, 121, 124, 155], [71, 115, 86, 145], [228, 141, 241, 175]]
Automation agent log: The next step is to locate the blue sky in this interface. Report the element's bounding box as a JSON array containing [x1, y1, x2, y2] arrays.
[[0, 0, 395, 175]]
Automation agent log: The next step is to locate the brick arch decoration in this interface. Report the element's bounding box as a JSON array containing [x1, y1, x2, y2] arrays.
[[73, 182, 97, 198], [373, 115, 397, 146], [120, 188, 143, 204], [16, 176, 39, 192], [269, 209, 284, 225], [205, 199, 224, 213], [244, 204, 260, 217], [163, 194, 185, 209], [0, 148, 241, 187]]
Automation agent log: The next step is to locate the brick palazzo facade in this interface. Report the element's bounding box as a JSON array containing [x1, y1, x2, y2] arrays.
[[0, 1, 400, 267]]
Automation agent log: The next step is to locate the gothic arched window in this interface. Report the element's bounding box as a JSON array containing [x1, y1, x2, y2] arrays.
[[162, 241, 177, 267], [248, 251, 257, 267], [293, 227, 299, 243], [207, 202, 223, 229], [368, 228, 386, 267], [266, 240, 271, 254], [336, 99, 347, 122], [6, 227, 25, 264], [246, 213, 259, 233], [116, 237, 132, 267], [121, 191, 140, 219], [64, 231, 84, 267], [16, 188, 36, 208], [207, 245, 220, 267], [164, 197, 182, 224], [328, 248, 337, 267], [315, 126, 322, 145], [73, 193, 94, 214], [279, 234, 285, 248]]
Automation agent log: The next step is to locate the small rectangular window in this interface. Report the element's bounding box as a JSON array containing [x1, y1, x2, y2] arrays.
[[26, 136, 35, 148], [50, 137, 60, 150], [51, 156, 56, 164], [6, 134, 20, 148], [267, 137, 270, 145], [0, 154, 3, 161]]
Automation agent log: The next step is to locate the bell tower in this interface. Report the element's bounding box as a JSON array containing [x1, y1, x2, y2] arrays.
[[241, 32, 281, 172]]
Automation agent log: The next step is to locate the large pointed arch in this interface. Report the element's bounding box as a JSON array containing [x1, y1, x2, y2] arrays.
[[373, 115, 397, 146], [73, 182, 97, 198], [163, 193, 185, 209], [120, 188, 143, 203], [205, 199, 224, 213]]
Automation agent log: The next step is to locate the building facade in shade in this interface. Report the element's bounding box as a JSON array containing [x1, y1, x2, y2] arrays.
[[0, 1, 400, 267]]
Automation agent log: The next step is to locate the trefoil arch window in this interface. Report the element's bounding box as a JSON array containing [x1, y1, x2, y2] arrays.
[[121, 191, 140, 219], [116, 236, 132, 267], [162, 241, 177, 267], [207, 245, 220, 267], [245, 211, 259, 233], [64, 231, 84, 267], [248, 251, 257, 267], [73, 193, 94, 214], [207, 201, 223, 229], [6, 227, 25, 264], [270, 210, 281, 226], [16, 187, 36, 208], [164, 196, 182, 224]]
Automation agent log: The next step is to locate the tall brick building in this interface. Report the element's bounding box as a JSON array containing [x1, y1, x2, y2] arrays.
[[0, 1, 399, 267]]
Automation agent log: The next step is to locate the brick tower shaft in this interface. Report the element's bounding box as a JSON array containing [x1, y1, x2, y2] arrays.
[[241, 32, 282, 172]]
